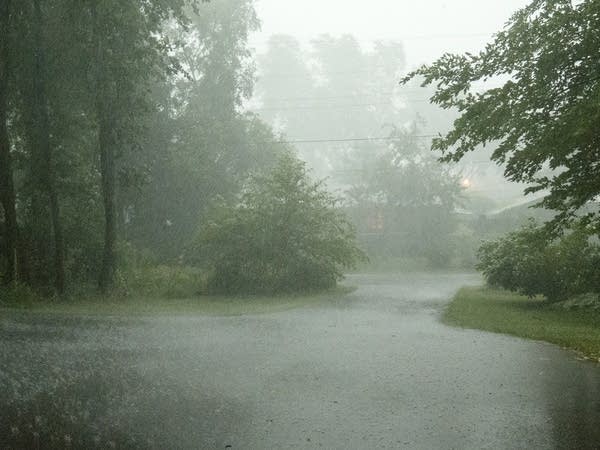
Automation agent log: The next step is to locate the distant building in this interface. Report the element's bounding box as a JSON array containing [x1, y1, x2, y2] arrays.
[[366, 208, 385, 232]]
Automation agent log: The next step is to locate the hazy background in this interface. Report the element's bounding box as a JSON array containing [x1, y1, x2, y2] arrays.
[[250, 0, 531, 66], [245, 0, 534, 211]]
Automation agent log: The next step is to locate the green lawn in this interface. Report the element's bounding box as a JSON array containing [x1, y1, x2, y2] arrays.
[[444, 286, 600, 362], [0, 286, 355, 317]]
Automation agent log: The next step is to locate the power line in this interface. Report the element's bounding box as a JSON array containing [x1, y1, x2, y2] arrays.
[[271, 135, 438, 145]]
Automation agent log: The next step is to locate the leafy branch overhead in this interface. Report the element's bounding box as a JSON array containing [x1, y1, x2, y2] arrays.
[[402, 0, 600, 233]]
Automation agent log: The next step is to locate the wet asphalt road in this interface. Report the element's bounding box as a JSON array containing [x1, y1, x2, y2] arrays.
[[2, 273, 600, 449]]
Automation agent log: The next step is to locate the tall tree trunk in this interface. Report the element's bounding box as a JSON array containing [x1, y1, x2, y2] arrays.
[[91, 1, 117, 293], [32, 0, 65, 294], [97, 111, 117, 293], [0, 0, 18, 286]]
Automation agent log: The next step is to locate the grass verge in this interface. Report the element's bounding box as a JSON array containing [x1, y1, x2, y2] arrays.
[[443, 286, 600, 362], [0, 285, 355, 317]]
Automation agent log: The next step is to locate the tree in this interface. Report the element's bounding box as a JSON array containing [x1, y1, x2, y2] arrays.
[[256, 35, 316, 130], [341, 124, 463, 267], [3, 0, 101, 290], [403, 0, 600, 235], [0, 0, 18, 285], [85, 0, 193, 292], [1, 0, 288, 298], [191, 153, 366, 294], [122, 0, 279, 261], [8, 0, 70, 292], [255, 35, 412, 179], [2, 0, 299, 299], [30, 0, 65, 293]]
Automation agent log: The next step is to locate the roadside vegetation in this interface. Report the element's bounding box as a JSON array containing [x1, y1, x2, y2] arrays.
[[405, 0, 600, 357], [444, 287, 600, 362], [0, 284, 354, 317], [477, 222, 600, 303], [443, 220, 600, 360]]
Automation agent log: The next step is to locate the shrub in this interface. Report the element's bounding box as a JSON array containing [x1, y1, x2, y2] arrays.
[[117, 265, 205, 299], [477, 221, 600, 302], [103, 243, 205, 299], [190, 154, 366, 294], [0, 283, 45, 306]]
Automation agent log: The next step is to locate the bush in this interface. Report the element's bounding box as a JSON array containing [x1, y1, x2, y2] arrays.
[[0, 283, 45, 306], [189, 154, 366, 294], [116, 265, 205, 299], [477, 222, 600, 302], [99, 242, 204, 299]]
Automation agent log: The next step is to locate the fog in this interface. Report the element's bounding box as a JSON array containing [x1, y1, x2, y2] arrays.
[[252, 0, 531, 65], [1, 0, 599, 448], [239, 0, 542, 270], [248, 0, 533, 210]]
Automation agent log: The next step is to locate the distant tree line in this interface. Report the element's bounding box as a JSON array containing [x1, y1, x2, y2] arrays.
[[255, 34, 473, 269]]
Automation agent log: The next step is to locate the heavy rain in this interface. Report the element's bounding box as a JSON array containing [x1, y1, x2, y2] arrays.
[[1, 0, 599, 448]]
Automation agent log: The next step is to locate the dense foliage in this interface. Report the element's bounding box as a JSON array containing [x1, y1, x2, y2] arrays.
[[0, 0, 285, 296], [403, 0, 600, 235], [477, 222, 600, 302], [191, 154, 366, 294]]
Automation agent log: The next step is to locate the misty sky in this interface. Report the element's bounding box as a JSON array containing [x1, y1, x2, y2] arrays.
[[251, 0, 531, 66]]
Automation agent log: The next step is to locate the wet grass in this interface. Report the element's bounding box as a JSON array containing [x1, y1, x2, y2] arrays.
[[0, 285, 356, 317], [444, 286, 600, 362]]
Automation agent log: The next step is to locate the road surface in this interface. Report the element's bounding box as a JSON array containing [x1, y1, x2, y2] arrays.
[[1, 273, 599, 449]]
